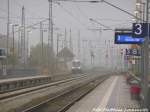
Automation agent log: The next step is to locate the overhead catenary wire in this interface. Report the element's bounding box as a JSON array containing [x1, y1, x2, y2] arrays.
[[0, 16, 48, 20], [0, 0, 49, 34], [0, 7, 20, 18], [1, 0, 140, 34], [13, 0, 42, 19], [96, 18, 133, 22], [53, 1, 89, 29], [102, 0, 143, 22], [8, 1, 89, 34], [74, 3, 89, 19], [56, 2, 88, 28], [89, 18, 113, 30], [55, 0, 144, 21], [110, 22, 133, 28], [11, 18, 49, 34]]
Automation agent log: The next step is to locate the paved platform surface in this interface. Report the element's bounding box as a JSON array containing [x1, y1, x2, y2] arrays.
[[67, 75, 141, 112]]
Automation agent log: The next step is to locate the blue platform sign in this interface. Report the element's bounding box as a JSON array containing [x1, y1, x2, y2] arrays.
[[115, 32, 144, 44]]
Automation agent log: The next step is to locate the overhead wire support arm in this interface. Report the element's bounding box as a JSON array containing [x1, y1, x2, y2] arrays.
[[55, 2, 88, 28], [102, 0, 138, 19], [89, 18, 112, 30], [55, 0, 143, 22], [10, 0, 143, 35], [55, 0, 100, 3]]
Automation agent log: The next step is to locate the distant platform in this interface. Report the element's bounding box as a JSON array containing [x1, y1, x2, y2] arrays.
[[0, 75, 49, 83]]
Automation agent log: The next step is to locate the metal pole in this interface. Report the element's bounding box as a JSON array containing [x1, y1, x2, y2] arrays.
[[57, 34, 60, 55], [106, 40, 110, 69], [27, 32, 28, 65], [143, 0, 149, 108], [23, 7, 26, 69], [69, 28, 73, 51], [64, 28, 67, 48], [48, 0, 53, 75], [108, 40, 111, 69], [105, 40, 107, 68], [6, 0, 10, 75], [140, 2, 144, 80], [78, 30, 80, 59], [111, 46, 114, 70], [40, 22, 43, 67], [12, 25, 15, 70], [26, 31, 30, 66], [56, 34, 60, 70], [99, 30, 101, 66], [143, 3, 145, 22], [82, 40, 86, 65], [140, 2, 145, 88], [21, 6, 26, 69], [18, 27, 21, 62], [48, 0, 51, 75], [61, 39, 64, 49], [64, 28, 67, 70]]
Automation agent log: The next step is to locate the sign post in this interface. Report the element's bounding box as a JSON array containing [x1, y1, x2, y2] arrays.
[[132, 3, 149, 108], [143, 1, 149, 107]]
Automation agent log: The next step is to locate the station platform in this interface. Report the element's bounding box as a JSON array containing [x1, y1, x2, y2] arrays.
[[0, 75, 49, 83], [66, 75, 145, 112]]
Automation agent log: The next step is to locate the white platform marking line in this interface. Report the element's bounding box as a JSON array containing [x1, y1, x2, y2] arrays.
[[96, 76, 119, 110]]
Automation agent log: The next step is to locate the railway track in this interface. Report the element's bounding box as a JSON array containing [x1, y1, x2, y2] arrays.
[[0, 72, 74, 94], [0, 74, 88, 100], [21, 75, 109, 112]]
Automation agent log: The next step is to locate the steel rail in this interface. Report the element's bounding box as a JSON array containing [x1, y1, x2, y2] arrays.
[[0, 74, 88, 100], [22, 75, 109, 112], [57, 76, 108, 112], [0, 72, 79, 94]]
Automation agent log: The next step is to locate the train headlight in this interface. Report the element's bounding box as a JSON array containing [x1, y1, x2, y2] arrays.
[[72, 67, 75, 69], [77, 67, 81, 69]]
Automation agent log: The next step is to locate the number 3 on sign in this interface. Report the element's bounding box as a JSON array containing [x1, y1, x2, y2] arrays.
[[132, 23, 147, 37], [134, 23, 142, 35]]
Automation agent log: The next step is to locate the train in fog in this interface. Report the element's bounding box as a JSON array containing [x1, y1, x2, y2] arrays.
[[71, 59, 82, 74]]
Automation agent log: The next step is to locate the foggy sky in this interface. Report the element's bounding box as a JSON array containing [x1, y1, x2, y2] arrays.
[[0, 0, 136, 67]]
